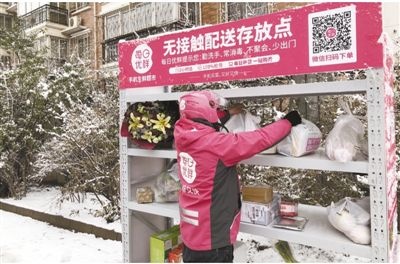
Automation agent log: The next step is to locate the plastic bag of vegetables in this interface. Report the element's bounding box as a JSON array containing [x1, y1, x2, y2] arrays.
[[154, 161, 180, 202], [327, 197, 371, 244]]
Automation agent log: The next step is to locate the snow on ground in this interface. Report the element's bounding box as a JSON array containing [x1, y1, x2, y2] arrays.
[[0, 186, 121, 233], [0, 186, 399, 263], [0, 210, 122, 263]]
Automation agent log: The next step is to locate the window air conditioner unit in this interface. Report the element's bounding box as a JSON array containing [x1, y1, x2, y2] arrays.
[[69, 16, 82, 28]]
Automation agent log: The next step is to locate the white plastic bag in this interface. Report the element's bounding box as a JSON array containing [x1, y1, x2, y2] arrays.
[[224, 112, 276, 154], [327, 197, 371, 244], [325, 105, 367, 162], [154, 162, 180, 202], [224, 112, 260, 133], [276, 119, 322, 157]]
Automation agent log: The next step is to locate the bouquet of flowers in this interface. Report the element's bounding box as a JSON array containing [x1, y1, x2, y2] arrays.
[[120, 101, 179, 149]]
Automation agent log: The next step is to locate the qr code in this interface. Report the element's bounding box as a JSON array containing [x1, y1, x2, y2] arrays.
[[308, 5, 356, 66], [311, 10, 353, 54]]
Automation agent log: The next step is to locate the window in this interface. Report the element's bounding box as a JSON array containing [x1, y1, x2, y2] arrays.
[[70, 33, 90, 60], [104, 13, 120, 40], [69, 2, 89, 12], [121, 10, 132, 36], [21, 5, 68, 29], [50, 36, 68, 60], [179, 2, 200, 26], [34, 37, 47, 52], [104, 40, 118, 64], [0, 14, 13, 30], [226, 3, 269, 22], [50, 2, 67, 9], [78, 37, 89, 59]]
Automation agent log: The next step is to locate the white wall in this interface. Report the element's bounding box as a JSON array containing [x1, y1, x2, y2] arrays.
[[382, 2, 400, 38]]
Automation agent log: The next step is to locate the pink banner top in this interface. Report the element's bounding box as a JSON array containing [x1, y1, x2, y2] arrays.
[[118, 2, 382, 89]]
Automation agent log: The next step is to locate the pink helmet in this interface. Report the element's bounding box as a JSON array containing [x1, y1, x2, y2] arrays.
[[179, 90, 223, 123]]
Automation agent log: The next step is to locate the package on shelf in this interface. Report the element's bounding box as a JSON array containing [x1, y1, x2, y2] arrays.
[[154, 163, 180, 203], [277, 119, 322, 157], [280, 200, 299, 217], [327, 197, 371, 245], [136, 186, 154, 203], [241, 195, 280, 226], [150, 225, 181, 263], [325, 113, 368, 162], [242, 184, 273, 204], [224, 112, 278, 154], [168, 243, 183, 263]]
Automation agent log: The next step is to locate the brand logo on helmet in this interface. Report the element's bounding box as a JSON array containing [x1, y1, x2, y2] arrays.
[[179, 152, 196, 184]]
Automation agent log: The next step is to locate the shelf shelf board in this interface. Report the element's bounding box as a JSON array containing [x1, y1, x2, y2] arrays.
[[122, 79, 368, 102], [127, 201, 180, 219], [127, 202, 372, 258], [127, 148, 368, 174]]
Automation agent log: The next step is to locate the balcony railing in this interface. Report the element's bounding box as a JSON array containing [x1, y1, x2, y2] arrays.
[[20, 4, 68, 29], [103, 2, 199, 64]]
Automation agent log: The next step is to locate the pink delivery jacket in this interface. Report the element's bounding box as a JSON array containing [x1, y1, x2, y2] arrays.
[[174, 117, 292, 250]]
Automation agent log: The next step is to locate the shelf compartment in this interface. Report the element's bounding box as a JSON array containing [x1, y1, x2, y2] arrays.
[[127, 148, 368, 174], [127, 202, 372, 258], [241, 204, 372, 258]]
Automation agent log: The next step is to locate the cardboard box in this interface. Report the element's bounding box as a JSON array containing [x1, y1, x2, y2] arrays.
[[242, 185, 273, 204], [150, 225, 181, 263], [241, 195, 280, 226]]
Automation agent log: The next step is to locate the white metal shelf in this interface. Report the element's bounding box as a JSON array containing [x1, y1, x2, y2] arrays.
[[127, 148, 368, 174], [240, 204, 372, 258], [127, 201, 372, 258], [123, 79, 368, 103], [127, 201, 180, 219]]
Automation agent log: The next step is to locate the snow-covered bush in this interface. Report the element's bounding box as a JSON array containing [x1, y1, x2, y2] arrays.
[[33, 80, 120, 222], [0, 20, 92, 198]]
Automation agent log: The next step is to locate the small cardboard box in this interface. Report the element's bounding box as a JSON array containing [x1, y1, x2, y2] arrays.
[[150, 225, 181, 263], [242, 185, 273, 204], [241, 195, 280, 226]]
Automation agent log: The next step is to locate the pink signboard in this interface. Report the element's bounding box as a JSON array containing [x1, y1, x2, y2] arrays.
[[382, 33, 398, 261], [118, 2, 383, 89]]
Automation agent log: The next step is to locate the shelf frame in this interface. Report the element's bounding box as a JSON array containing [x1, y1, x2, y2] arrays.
[[119, 4, 397, 263], [126, 201, 373, 258]]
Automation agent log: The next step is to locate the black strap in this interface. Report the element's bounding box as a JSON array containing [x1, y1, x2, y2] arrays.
[[191, 118, 229, 133]]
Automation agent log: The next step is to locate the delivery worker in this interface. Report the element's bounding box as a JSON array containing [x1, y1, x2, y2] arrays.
[[174, 90, 301, 262]]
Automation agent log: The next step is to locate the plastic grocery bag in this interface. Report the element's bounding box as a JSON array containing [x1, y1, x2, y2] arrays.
[[325, 111, 367, 162], [224, 112, 261, 133], [154, 161, 180, 202], [327, 197, 371, 244], [276, 119, 322, 157], [224, 112, 276, 154]]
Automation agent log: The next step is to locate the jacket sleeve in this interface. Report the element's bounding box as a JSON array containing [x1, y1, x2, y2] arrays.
[[212, 119, 292, 167]]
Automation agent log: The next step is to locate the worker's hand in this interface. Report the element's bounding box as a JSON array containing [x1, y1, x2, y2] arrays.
[[283, 110, 302, 126], [228, 103, 245, 115]]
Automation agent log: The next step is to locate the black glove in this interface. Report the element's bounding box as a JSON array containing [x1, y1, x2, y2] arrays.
[[283, 110, 302, 126]]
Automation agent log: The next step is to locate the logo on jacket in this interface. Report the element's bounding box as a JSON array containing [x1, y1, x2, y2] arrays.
[[179, 152, 196, 184]]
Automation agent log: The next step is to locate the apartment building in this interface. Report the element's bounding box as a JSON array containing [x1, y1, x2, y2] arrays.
[[13, 2, 100, 69]]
